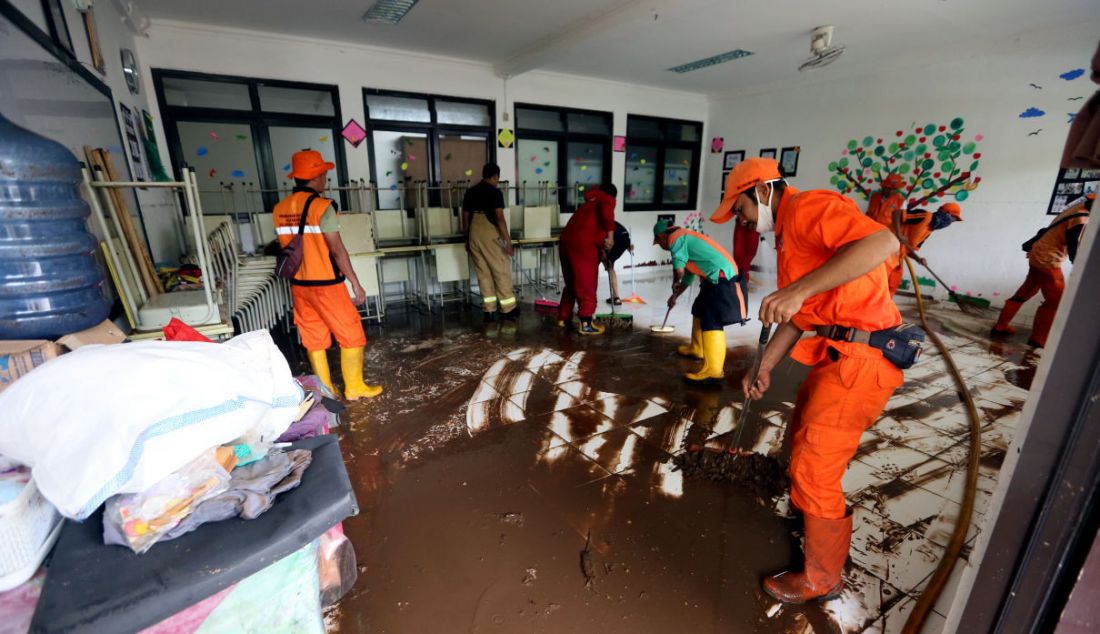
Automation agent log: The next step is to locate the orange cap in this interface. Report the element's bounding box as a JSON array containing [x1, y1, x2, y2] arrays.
[[287, 149, 335, 180], [882, 173, 905, 189], [939, 202, 963, 220], [711, 158, 783, 224]]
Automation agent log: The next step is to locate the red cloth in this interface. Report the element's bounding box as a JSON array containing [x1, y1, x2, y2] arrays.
[[162, 318, 214, 343], [560, 189, 615, 248], [558, 242, 600, 320], [732, 223, 760, 282]]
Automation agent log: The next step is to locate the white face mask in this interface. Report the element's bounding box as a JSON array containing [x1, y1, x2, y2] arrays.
[[754, 182, 776, 234]]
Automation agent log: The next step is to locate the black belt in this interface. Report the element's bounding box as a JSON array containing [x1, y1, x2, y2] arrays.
[[815, 325, 872, 345]]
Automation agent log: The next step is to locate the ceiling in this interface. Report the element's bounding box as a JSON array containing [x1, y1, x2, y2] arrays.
[[135, 0, 1100, 95]]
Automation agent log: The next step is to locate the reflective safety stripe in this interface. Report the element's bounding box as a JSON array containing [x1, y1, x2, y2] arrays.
[[276, 225, 323, 235], [483, 296, 498, 303], [499, 296, 516, 306]]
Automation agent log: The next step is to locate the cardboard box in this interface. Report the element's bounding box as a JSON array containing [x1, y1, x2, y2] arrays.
[[0, 321, 126, 392], [0, 341, 62, 392], [57, 320, 127, 350]]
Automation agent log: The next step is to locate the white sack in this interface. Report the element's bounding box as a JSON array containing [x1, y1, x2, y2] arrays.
[[0, 330, 302, 520]]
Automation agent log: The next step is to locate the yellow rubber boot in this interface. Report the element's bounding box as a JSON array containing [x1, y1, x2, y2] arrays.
[[685, 330, 727, 383], [340, 347, 383, 400], [307, 350, 335, 395], [677, 318, 704, 359]]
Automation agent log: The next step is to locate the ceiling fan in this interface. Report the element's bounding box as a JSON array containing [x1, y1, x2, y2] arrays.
[[799, 25, 846, 72]]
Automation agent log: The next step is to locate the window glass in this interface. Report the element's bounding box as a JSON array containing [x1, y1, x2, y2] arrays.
[[567, 112, 610, 135], [566, 141, 604, 208], [436, 100, 491, 126], [517, 139, 557, 205], [624, 146, 658, 205], [516, 107, 564, 132], [663, 148, 693, 205], [163, 77, 251, 110], [439, 133, 488, 185], [259, 85, 335, 116], [176, 121, 261, 214], [366, 94, 431, 122], [627, 118, 662, 140], [268, 126, 338, 188], [372, 130, 428, 209]]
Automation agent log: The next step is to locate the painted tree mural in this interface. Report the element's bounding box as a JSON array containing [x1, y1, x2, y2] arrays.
[[827, 118, 984, 209]]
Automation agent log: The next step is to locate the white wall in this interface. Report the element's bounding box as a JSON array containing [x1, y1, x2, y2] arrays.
[[7, 0, 179, 264], [704, 21, 1100, 315], [135, 21, 711, 267]]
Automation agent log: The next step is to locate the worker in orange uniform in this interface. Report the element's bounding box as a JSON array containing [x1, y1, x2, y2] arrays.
[[993, 194, 1092, 348], [866, 172, 906, 227], [885, 202, 964, 295], [712, 158, 903, 604], [275, 150, 382, 400]]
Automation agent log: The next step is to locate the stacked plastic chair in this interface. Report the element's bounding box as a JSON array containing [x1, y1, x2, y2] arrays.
[[204, 220, 289, 335]]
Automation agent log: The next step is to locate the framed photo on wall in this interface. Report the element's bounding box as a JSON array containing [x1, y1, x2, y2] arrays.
[[759, 148, 777, 159], [42, 0, 75, 57], [721, 170, 730, 196], [779, 146, 801, 177], [723, 150, 745, 170]]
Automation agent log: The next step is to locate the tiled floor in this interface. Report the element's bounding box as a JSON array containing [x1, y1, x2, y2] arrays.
[[456, 301, 1034, 631], [331, 273, 1039, 633]]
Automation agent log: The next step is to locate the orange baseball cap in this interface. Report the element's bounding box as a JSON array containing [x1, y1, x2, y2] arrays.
[[711, 158, 783, 224], [882, 173, 905, 189], [939, 202, 963, 220], [288, 149, 335, 180]]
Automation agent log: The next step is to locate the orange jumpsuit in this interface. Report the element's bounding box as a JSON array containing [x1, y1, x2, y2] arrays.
[[776, 188, 904, 519], [887, 209, 934, 295], [867, 190, 907, 295], [274, 188, 366, 352], [994, 206, 1089, 347]]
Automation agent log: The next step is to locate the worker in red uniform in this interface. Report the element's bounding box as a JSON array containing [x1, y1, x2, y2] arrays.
[[712, 158, 902, 604], [993, 194, 1092, 348], [558, 184, 617, 335], [275, 150, 382, 400], [885, 202, 964, 295]]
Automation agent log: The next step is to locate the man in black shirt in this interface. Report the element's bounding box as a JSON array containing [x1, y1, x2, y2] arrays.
[[462, 164, 517, 321]]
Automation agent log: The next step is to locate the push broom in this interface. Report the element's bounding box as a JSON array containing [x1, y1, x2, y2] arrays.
[[594, 265, 634, 330]]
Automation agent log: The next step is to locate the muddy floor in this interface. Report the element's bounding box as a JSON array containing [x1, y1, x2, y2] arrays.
[[282, 300, 1035, 633]]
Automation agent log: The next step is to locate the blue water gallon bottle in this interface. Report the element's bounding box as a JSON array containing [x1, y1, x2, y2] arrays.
[[0, 113, 111, 339]]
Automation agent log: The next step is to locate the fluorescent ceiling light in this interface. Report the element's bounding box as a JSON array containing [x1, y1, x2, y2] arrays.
[[362, 0, 421, 24], [668, 49, 754, 74]]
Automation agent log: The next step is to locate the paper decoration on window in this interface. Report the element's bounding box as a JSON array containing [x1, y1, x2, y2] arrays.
[[283, 163, 291, 171], [385, 171, 392, 177], [208, 168, 216, 178], [1060, 68, 1085, 80], [497, 128, 515, 149], [208, 132, 220, 141], [640, 159, 647, 165], [543, 146, 550, 153], [401, 162, 409, 171], [445, 153, 453, 161], [235, 134, 247, 141], [535, 168, 543, 174], [580, 165, 588, 171], [543, 161, 551, 167], [530, 155, 537, 162], [578, 185, 585, 191], [465, 169, 473, 177], [710, 137, 724, 153], [613, 136, 626, 152], [409, 154, 417, 162], [390, 184, 398, 190], [231, 169, 245, 178], [405, 138, 415, 146], [320, 135, 330, 143], [196, 146, 208, 157], [341, 120, 367, 147]]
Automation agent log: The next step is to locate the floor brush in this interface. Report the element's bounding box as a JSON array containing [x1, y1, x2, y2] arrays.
[[594, 266, 634, 330], [524, 270, 559, 310], [910, 257, 992, 315]]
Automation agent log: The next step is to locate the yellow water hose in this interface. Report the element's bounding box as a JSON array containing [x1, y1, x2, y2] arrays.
[[901, 255, 983, 634]]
